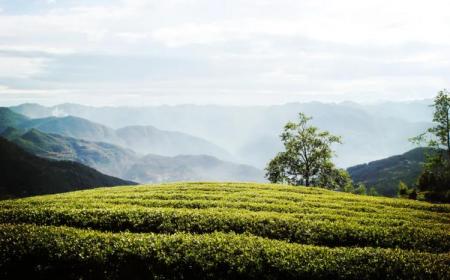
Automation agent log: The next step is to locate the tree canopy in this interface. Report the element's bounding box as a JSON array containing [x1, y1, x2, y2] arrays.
[[412, 89, 450, 202], [265, 113, 350, 190]]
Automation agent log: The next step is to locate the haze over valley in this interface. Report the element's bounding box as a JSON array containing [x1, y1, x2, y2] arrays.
[[9, 100, 433, 169]]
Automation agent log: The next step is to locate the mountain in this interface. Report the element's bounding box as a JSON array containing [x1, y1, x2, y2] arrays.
[[1, 127, 138, 177], [12, 112, 233, 160], [347, 148, 431, 196], [0, 138, 135, 199], [116, 125, 232, 159], [124, 154, 265, 183], [0, 107, 29, 133], [2, 127, 261, 184], [10, 102, 432, 168], [19, 115, 122, 144]]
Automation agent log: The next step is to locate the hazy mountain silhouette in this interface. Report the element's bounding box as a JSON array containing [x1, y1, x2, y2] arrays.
[[10, 101, 431, 168]]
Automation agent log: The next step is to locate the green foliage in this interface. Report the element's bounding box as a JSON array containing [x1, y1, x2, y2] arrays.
[[368, 187, 378, 196], [316, 163, 353, 191], [342, 182, 355, 193], [1, 224, 449, 280], [347, 148, 429, 197], [353, 183, 367, 195], [412, 89, 450, 202], [409, 189, 418, 200], [266, 113, 344, 188], [0, 183, 449, 279], [398, 181, 409, 198]]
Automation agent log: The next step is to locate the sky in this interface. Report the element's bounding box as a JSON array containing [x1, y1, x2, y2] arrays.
[[0, 0, 450, 106]]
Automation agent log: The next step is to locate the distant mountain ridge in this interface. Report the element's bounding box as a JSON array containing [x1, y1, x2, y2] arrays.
[[1, 127, 138, 177], [3, 107, 233, 161], [10, 102, 433, 168], [1, 127, 264, 183], [347, 148, 431, 196], [19, 115, 122, 144], [116, 125, 231, 159], [0, 138, 135, 199], [125, 154, 264, 183]]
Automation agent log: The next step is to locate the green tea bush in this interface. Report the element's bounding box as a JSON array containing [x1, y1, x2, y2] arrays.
[[1, 224, 449, 280], [1, 182, 449, 279]]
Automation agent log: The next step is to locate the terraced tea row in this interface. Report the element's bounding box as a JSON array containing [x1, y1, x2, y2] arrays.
[[1, 183, 449, 253], [1, 183, 449, 279], [1, 223, 449, 280]]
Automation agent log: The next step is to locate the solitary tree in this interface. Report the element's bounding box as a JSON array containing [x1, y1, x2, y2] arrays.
[[265, 113, 345, 187]]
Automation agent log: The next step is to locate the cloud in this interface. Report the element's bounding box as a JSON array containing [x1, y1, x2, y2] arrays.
[[0, 0, 450, 105], [0, 55, 49, 78]]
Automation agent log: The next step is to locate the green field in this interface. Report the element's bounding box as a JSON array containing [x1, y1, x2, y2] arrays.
[[1, 182, 449, 279]]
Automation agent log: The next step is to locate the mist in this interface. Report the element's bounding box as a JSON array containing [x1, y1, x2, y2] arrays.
[[10, 100, 433, 169]]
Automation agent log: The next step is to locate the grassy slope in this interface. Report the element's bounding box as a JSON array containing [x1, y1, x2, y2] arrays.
[[1, 182, 449, 279]]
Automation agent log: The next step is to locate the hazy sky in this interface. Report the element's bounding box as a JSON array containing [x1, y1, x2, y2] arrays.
[[0, 0, 450, 106]]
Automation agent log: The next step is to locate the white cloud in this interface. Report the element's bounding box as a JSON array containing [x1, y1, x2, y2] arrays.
[[0, 0, 450, 105], [0, 55, 49, 78]]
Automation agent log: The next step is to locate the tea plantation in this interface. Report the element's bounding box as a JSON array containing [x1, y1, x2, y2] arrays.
[[0, 182, 449, 279]]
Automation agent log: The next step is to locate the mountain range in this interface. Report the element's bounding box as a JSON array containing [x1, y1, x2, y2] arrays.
[[1, 107, 232, 160], [125, 154, 264, 183], [2, 101, 438, 196], [1, 127, 138, 177], [0, 108, 264, 184], [10, 101, 433, 168]]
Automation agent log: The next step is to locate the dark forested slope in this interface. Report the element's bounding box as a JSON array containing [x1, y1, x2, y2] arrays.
[[0, 138, 135, 198]]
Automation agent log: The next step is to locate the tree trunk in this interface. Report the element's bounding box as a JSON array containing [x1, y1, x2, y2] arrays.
[[447, 107, 450, 157]]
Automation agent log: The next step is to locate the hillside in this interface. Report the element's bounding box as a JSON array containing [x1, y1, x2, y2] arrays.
[[348, 148, 431, 196], [124, 154, 265, 183], [0, 182, 449, 279], [2, 127, 138, 177], [2, 128, 263, 183], [0, 107, 29, 133], [0, 138, 135, 199]]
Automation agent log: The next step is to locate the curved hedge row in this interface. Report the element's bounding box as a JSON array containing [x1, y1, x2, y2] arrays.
[[1, 206, 449, 252], [1, 224, 449, 280], [1, 182, 449, 279]]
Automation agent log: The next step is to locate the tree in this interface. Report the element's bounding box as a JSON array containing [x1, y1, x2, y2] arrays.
[[342, 182, 355, 193], [316, 162, 353, 191], [368, 187, 378, 196], [265, 113, 344, 188], [408, 189, 418, 200], [411, 89, 450, 200], [397, 181, 409, 198], [412, 89, 450, 154], [354, 183, 367, 195]]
